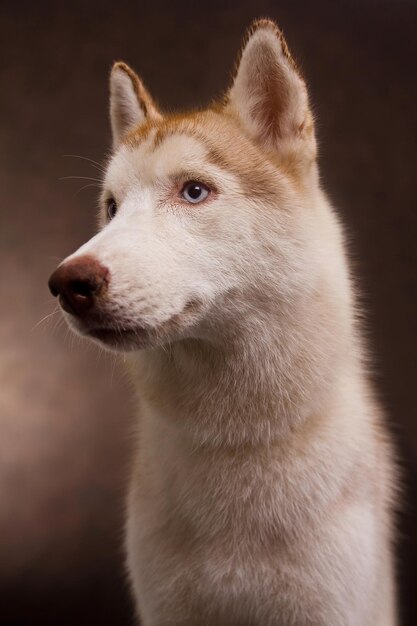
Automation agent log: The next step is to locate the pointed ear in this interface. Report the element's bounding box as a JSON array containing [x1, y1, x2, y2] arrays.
[[110, 62, 162, 148], [226, 20, 316, 176]]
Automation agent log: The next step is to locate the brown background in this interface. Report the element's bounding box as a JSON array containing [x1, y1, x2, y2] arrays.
[[1, 1, 416, 624]]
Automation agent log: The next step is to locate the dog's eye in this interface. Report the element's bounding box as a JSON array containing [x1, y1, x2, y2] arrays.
[[107, 199, 117, 220], [181, 181, 210, 204]]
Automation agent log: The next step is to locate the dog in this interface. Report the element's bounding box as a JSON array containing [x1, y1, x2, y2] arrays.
[[48, 19, 398, 626]]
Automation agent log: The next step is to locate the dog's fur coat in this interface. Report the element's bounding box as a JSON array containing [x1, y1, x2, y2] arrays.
[[51, 19, 397, 626]]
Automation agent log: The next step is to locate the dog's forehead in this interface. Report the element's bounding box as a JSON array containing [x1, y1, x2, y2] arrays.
[[104, 112, 290, 202], [105, 125, 217, 188], [145, 131, 210, 169]]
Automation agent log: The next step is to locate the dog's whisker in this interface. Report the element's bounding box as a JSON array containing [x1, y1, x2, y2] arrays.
[[50, 314, 65, 336], [32, 307, 60, 331], [72, 182, 102, 198], [62, 154, 106, 174], [110, 353, 118, 387], [60, 175, 103, 183]]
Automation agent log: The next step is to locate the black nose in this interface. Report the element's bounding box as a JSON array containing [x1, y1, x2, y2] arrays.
[[48, 255, 109, 317]]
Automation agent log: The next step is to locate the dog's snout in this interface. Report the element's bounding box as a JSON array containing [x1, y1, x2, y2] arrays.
[[48, 255, 109, 317]]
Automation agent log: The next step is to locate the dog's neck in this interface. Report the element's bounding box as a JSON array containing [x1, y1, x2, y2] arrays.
[[130, 290, 356, 449]]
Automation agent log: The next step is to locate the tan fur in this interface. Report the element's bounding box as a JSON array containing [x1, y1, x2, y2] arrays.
[[53, 19, 398, 626]]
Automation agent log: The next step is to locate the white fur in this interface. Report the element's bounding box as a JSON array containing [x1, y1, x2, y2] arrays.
[[55, 20, 397, 626]]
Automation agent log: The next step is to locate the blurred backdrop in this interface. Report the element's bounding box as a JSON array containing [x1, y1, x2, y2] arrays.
[[1, 0, 416, 624]]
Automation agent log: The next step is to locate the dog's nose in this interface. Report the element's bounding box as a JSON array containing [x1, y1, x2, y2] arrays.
[[48, 255, 109, 317]]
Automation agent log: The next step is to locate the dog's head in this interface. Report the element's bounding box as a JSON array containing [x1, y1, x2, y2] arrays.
[[49, 20, 320, 352]]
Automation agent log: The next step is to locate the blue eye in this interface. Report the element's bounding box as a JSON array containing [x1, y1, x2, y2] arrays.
[[107, 199, 117, 220], [181, 181, 210, 204]]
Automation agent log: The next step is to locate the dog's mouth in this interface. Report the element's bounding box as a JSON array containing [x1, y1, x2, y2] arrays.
[[88, 327, 139, 340], [68, 299, 204, 352], [83, 324, 152, 351]]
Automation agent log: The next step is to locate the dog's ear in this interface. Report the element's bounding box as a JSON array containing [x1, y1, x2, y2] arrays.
[[226, 20, 316, 177], [110, 62, 161, 148]]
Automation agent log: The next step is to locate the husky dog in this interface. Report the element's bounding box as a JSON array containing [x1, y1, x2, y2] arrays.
[[48, 19, 397, 626]]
